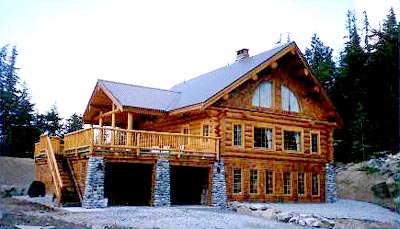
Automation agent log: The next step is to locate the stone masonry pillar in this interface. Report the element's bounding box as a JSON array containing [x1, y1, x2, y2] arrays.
[[212, 159, 227, 207], [153, 159, 170, 206], [82, 157, 107, 208], [325, 163, 337, 203]]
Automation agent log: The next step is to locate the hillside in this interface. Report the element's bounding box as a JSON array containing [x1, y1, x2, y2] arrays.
[[0, 156, 35, 195], [336, 153, 399, 211]]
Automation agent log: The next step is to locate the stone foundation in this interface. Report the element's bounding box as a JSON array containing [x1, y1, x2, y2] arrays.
[[82, 157, 107, 208], [153, 159, 171, 206], [212, 159, 227, 207], [325, 163, 337, 203]]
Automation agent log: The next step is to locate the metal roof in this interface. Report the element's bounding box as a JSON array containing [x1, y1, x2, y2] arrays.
[[98, 42, 293, 112]]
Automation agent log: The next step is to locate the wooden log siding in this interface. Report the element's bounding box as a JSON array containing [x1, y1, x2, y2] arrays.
[[63, 127, 219, 158]]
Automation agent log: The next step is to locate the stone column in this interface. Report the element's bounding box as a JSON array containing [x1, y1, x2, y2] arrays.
[[325, 163, 337, 203], [153, 159, 170, 206], [212, 159, 227, 207], [82, 157, 107, 208]]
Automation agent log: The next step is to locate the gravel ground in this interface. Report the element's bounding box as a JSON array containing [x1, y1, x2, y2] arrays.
[[267, 199, 400, 223]]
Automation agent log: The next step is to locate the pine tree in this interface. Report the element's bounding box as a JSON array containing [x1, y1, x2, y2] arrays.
[[44, 104, 64, 138], [65, 113, 83, 134]]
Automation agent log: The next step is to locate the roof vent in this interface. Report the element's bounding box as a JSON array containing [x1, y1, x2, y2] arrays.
[[236, 48, 249, 61]]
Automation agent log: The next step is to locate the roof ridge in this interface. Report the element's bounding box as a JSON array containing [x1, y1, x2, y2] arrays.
[[98, 79, 181, 94]]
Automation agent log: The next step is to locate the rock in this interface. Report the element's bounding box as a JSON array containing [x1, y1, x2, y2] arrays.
[[260, 208, 277, 220], [275, 211, 293, 222], [237, 206, 252, 215], [386, 177, 395, 185], [28, 181, 45, 198], [372, 181, 391, 198], [249, 204, 268, 211], [319, 217, 336, 228], [298, 219, 306, 226], [303, 217, 320, 227], [227, 201, 240, 211], [288, 215, 299, 224]]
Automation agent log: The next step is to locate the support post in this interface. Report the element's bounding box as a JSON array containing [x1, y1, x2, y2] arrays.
[[82, 157, 107, 208], [212, 158, 227, 207], [153, 160, 170, 206], [325, 163, 337, 203], [127, 113, 133, 146]]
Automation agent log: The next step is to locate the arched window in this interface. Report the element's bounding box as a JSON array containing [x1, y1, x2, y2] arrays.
[[281, 85, 300, 112], [252, 81, 272, 108]]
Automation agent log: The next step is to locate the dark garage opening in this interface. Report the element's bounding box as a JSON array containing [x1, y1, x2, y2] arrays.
[[105, 163, 152, 206], [171, 166, 209, 205]]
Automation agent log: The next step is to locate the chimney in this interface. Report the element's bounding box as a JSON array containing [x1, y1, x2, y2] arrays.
[[236, 48, 249, 61]]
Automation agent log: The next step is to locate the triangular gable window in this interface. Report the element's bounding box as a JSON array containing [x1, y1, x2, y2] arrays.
[[252, 81, 272, 108], [281, 85, 300, 112]]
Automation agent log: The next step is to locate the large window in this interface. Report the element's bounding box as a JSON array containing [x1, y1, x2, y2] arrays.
[[233, 169, 242, 194], [265, 170, 274, 194], [312, 173, 319, 196], [311, 132, 319, 154], [284, 130, 301, 152], [297, 173, 305, 195], [283, 172, 291, 195], [182, 126, 189, 145], [233, 124, 243, 146], [202, 124, 210, 143], [281, 85, 300, 112], [252, 81, 273, 108], [254, 127, 273, 149], [249, 170, 258, 194]]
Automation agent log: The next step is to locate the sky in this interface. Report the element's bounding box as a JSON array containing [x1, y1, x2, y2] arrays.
[[1, 0, 399, 118]]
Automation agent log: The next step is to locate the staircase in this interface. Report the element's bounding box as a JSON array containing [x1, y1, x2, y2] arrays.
[[56, 155, 81, 206]]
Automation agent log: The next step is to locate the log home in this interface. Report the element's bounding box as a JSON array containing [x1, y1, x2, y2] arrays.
[[35, 42, 341, 208]]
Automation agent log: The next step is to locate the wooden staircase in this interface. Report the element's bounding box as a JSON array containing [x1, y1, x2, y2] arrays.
[[37, 134, 82, 207]]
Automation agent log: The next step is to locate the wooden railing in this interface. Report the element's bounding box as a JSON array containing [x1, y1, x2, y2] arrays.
[[39, 134, 64, 204], [64, 127, 220, 159]]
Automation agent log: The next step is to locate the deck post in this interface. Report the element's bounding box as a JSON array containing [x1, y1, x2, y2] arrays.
[[211, 158, 227, 207], [153, 159, 171, 206], [99, 111, 104, 144], [127, 113, 133, 146], [82, 157, 107, 208], [325, 163, 337, 203]]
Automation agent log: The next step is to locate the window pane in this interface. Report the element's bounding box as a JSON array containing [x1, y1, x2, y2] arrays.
[[283, 172, 291, 195], [233, 124, 242, 146], [311, 133, 319, 153], [250, 170, 258, 194], [254, 127, 272, 149], [183, 128, 189, 145], [202, 125, 209, 143], [284, 131, 301, 151], [265, 171, 273, 194], [252, 82, 272, 108], [312, 173, 319, 195], [233, 169, 242, 194], [297, 173, 305, 195], [281, 85, 300, 112]]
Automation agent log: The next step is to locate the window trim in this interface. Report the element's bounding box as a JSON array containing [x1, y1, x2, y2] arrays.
[[252, 124, 275, 151], [265, 170, 274, 195], [282, 127, 304, 153], [201, 123, 211, 143], [283, 172, 292, 196], [281, 84, 301, 112], [249, 169, 259, 195], [252, 81, 274, 109], [297, 172, 306, 196], [310, 130, 321, 154], [232, 122, 244, 147], [233, 168, 242, 195], [311, 173, 320, 196], [181, 125, 190, 145]]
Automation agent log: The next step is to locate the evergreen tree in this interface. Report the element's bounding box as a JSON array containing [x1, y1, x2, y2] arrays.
[[304, 33, 337, 92], [64, 113, 83, 134], [44, 104, 64, 138]]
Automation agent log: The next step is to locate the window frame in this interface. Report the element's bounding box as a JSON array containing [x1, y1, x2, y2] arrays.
[[233, 168, 242, 194], [311, 173, 320, 196], [297, 172, 306, 196], [181, 125, 190, 145], [252, 81, 274, 109], [282, 127, 303, 153], [281, 85, 301, 112], [310, 130, 320, 154], [265, 170, 274, 195], [283, 172, 292, 195], [232, 122, 244, 147], [252, 124, 275, 150], [202, 123, 210, 143], [249, 169, 258, 195]]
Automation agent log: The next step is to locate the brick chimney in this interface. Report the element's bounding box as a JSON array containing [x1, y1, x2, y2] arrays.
[[236, 48, 249, 61]]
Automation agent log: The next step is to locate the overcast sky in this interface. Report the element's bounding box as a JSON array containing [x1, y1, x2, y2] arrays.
[[1, 0, 399, 118]]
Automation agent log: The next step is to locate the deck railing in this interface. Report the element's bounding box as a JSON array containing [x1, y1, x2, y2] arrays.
[[64, 127, 220, 159]]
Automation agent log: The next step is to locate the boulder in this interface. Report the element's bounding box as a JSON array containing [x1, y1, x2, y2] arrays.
[[260, 208, 277, 220], [227, 201, 240, 211], [237, 205, 252, 215], [303, 217, 320, 227], [249, 203, 268, 211], [28, 181, 45, 198], [275, 211, 293, 222]]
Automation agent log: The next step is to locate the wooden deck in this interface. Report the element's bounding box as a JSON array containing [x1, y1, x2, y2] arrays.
[[60, 127, 220, 159]]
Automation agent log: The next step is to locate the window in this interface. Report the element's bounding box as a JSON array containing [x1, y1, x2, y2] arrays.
[[233, 169, 242, 194], [252, 81, 273, 108], [254, 127, 273, 149], [297, 173, 305, 195], [312, 173, 319, 196], [182, 127, 189, 145], [265, 170, 274, 194], [281, 85, 300, 112], [284, 130, 301, 151], [202, 124, 210, 143], [283, 172, 291, 195], [311, 132, 319, 153], [250, 170, 258, 194], [233, 124, 243, 146]]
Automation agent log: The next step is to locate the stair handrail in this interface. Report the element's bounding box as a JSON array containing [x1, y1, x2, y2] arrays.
[[43, 134, 64, 203], [65, 156, 83, 203]]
